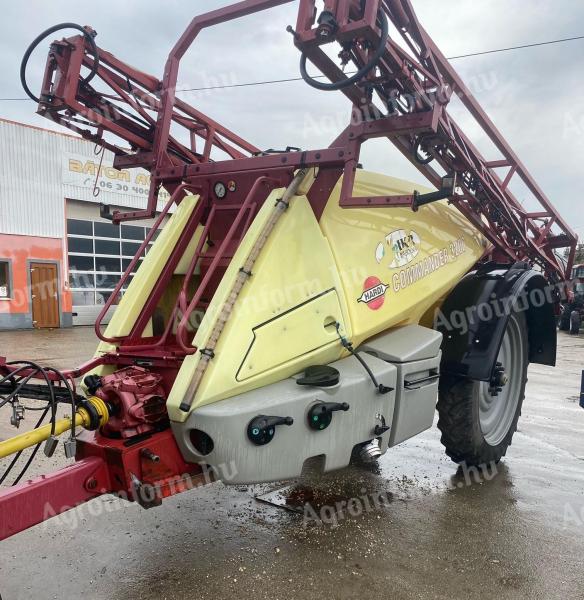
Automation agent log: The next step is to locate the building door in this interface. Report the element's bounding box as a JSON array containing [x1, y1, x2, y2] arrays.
[[30, 262, 60, 328]]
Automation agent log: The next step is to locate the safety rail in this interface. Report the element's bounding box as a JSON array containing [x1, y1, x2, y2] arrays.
[[175, 175, 279, 353], [93, 176, 278, 355], [94, 183, 197, 345]]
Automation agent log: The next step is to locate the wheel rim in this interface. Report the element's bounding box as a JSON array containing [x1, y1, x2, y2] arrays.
[[478, 315, 524, 446]]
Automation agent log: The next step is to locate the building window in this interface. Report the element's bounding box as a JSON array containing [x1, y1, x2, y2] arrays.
[[94, 256, 122, 272], [122, 242, 142, 256], [94, 239, 120, 255], [69, 273, 95, 288], [69, 255, 94, 271], [67, 218, 160, 308], [67, 219, 93, 236], [94, 222, 121, 239], [0, 260, 12, 299], [72, 291, 95, 305], [121, 224, 146, 241], [67, 236, 93, 254]]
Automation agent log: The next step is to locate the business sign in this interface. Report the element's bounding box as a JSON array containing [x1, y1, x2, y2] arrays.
[[62, 152, 170, 202]]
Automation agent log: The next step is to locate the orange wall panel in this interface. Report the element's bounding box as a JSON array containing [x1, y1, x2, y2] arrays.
[[0, 233, 70, 314]]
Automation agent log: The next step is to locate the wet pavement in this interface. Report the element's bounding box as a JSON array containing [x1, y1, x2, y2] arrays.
[[0, 327, 583, 600]]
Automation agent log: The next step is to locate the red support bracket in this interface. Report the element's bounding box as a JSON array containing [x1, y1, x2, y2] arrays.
[[338, 107, 441, 209], [0, 457, 110, 541]]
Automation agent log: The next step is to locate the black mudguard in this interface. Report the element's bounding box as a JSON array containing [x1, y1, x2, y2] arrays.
[[436, 262, 557, 381]]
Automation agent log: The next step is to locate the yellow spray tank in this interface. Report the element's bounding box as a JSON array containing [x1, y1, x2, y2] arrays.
[[160, 170, 485, 416], [89, 169, 485, 483]]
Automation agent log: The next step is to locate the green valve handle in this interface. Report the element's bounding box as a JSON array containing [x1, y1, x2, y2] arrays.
[[307, 402, 349, 431], [247, 415, 294, 446]]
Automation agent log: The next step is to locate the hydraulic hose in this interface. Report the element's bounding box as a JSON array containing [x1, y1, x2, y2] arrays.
[[0, 405, 50, 486], [0, 396, 109, 459], [299, 9, 389, 91], [20, 22, 100, 103]]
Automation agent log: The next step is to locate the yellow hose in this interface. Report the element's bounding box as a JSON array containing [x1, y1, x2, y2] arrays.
[[0, 396, 109, 459]]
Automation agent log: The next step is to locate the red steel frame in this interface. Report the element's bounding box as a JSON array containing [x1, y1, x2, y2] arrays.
[[0, 0, 578, 540], [0, 429, 212, 541], [37, 0, 577, 286]]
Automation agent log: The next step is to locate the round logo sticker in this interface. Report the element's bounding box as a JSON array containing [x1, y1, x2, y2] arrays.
[[386, 229, 420, 268], [357, 276, 389, 310]]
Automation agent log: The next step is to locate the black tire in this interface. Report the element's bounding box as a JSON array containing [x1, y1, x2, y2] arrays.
[[558, 306, 571, 331], [437, 311, 528, 466], [570, 311, 581, 335]]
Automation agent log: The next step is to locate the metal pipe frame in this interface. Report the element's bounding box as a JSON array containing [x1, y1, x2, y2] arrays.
[[35, 0, 576, 281], [0, 427, 210, 541], [0, 457, 110, 541], [291, 0, 577, 279]]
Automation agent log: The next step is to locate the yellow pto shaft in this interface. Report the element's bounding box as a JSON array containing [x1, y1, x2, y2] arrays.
[[0, 396, 109, 459]]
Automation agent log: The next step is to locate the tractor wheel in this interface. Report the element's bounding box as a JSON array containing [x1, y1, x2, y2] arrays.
[[570, 311, 582, 335], [437, 311, 528, 466], [558, 306, 571, 331]]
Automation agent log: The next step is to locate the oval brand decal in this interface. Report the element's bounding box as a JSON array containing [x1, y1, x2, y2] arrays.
[[357, 276, 389, 310], [376, 229, 421, 268]]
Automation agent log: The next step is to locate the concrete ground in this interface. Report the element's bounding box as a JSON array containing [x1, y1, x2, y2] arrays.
[[0, 327, 583, 600]]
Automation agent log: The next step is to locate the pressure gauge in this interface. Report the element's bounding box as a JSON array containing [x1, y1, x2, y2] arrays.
[[214, 181, 227, 199]]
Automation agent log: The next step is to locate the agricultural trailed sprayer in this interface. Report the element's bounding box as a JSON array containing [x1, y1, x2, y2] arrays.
[[0, 0, 577, 541]]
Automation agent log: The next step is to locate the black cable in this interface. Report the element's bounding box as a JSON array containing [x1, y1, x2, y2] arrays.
[[0, 364, 32, 387], [0, 405, 50, 485], [334, 322, 392, 394], [2, 32, 582, 101], [11, 441, 43, 486], [20, 22, 100, 103], [0, 368, 41, 409], [178, 33, 584, 92], [7, 361, 57, 436], [299, 9, 389, 91], [0, 362, 61, 484], [0, 364, 78, 485], [447, 34, 584, 60], [46, 367, 77, 442]]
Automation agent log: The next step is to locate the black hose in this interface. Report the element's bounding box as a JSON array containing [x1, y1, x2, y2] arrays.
[[334, 322, 392, 394], [0, 363, 78, 485], [46, 367, 77, 443], [20, 22, 100, 103], [299, 9, 389, 91], [0, 368, 41, 409], [7, 361, 57, 436], [0, 364, 32, 387], [0, 405, 50, 486], [0, 361, 63, 485], [414, 137, 435, 165], [11, 441, 43, 486]]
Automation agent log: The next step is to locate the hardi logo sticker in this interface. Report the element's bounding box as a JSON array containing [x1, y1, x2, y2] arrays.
[[357, 276, 389, 310], [375, 229, 421, 268]]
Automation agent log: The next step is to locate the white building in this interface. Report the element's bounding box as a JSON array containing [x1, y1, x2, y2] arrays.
[[0, 118, 168, 329]]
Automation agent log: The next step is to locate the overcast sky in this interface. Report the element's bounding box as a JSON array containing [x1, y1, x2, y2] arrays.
[[1, 0, 583, 238]]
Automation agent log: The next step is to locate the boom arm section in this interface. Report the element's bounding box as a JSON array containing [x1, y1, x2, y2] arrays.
[[29, 0, 576, 279], [35, 29, 261, 221], [292, 0, 576, 279]]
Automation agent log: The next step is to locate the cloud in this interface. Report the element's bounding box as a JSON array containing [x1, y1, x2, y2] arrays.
[[1, 0, 583, 237]]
